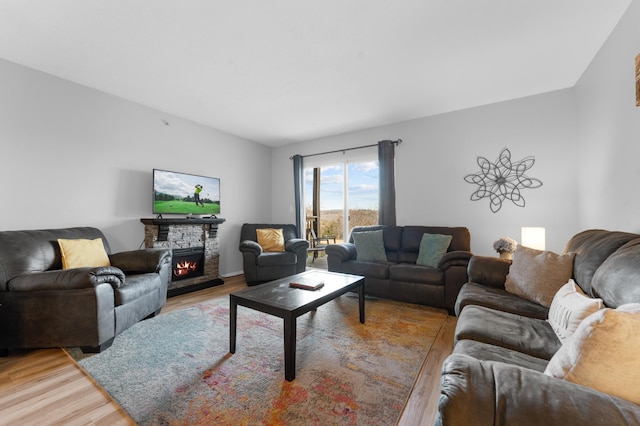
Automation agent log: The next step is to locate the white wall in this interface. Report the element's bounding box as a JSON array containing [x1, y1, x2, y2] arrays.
[[0, 58, 272, 277], [574, 0, 640, 233], [272, 88, 579, 255]]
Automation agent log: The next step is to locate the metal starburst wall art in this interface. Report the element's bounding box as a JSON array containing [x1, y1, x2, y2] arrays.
[[464, 148, 543, 213]]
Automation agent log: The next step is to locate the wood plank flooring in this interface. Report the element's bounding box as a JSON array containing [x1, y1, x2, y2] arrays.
[[0, 274, 455, 425]]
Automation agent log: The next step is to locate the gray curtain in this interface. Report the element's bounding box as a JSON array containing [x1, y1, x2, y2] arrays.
[[378, 140, 397, 226], [292, 154, 304, 238]]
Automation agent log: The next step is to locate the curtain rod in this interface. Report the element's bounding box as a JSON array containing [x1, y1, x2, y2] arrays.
[[290, 139, 402, 160]]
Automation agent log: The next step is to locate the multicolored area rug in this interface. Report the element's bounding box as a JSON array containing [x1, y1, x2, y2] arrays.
[[70, 294, 447, 425]]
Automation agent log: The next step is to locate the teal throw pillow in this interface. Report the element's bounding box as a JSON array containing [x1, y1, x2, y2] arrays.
[[416, 233, 452, 268], [352, 230, 387, 262]]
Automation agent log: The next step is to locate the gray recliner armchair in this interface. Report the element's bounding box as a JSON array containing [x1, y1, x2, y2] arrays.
[[239, 223, 309, 285], [0, 227, 172, 355]]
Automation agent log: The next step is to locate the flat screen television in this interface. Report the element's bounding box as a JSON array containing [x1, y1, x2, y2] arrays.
[[153, 169, 220, 217]]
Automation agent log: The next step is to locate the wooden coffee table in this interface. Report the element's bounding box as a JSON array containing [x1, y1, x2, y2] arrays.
[[229, 270, 365, 381]]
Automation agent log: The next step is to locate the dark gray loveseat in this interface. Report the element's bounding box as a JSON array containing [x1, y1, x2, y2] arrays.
[[437, 229, 640, 425], [0, 227, 172, 355], [326, 225, 472, 311]]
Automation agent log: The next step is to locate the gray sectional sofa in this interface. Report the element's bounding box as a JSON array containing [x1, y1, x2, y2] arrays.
[[437, 229, 640, 425]]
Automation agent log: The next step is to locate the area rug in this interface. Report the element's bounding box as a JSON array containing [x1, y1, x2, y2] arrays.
[[70, 294, 447, 425]]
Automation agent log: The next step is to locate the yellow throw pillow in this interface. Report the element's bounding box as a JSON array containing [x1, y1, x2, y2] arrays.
[[256, 228, 285, 252], [58, 238, 111, 269], [544, 303, 640, 405]]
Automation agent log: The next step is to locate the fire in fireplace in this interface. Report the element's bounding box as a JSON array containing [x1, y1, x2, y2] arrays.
[[171, 247, 205, 282]]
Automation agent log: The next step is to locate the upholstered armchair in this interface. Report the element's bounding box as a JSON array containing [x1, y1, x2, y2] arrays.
[[0, 227, 172, 355], [239, 223, 309, 285]]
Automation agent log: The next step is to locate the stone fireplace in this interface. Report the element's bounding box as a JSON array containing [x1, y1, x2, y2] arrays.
[[141, 217, 225, 296]]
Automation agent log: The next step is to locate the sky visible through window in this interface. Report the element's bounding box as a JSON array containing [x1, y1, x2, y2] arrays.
[[304, 161, 379, 210]]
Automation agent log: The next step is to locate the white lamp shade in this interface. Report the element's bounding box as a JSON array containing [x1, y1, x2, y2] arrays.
[[521, 227, 546, 251]]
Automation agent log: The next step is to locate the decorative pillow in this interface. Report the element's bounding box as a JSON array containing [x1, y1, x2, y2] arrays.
[[256, 228, 285, 252], [547, 279, 604, 343], [58, 238, 111, 269], [416, 233, 452, 268], [505, 245, 575, 308], [352, 230, 387, 262], [544, 303, 640, 405]]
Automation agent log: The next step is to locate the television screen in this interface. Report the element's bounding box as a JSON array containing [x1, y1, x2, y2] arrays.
[[153, 169, 220, 216]]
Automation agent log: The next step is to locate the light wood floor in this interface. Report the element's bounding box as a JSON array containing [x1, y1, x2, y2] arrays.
[[0, 273, 456, 425]]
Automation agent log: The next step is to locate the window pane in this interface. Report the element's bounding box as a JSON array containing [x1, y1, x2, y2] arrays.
[[347, 161, 379, 235], [304, 159, 379, 245], [320, 164, 344, 242]]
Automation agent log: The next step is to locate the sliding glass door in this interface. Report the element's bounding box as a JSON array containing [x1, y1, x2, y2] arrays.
[[304, 157, 378, 243]]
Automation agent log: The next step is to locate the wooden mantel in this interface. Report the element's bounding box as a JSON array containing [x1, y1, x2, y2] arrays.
[[140, 217, 226, 225], [141, 217, 226, 242]]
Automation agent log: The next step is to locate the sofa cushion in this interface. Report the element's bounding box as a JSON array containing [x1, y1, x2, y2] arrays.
[[381, 226, 403, 252], [455, 305, 561, 360], [455, 282, 550, 319], [453, 339, 548, 372], [438, 354, 640, 426], [352, 229, 387, 262], [564, 229, 640, 296], [256, 228, 285, 252], [389, 263, 443, 285], [339, 260, 389, 280], [255, 251, 297, 267], [416, 233, 452, 267], [115, 273, 161, 306], [544, 303, 640, 405], [590, 238, 640, 308], [240, 223, 300, 246], [505, 245, 575, 308], [547, 279, 604, 343], [57, 238, 111, 269], [0, 227, 111, 291], [399, 226, 429, 253]]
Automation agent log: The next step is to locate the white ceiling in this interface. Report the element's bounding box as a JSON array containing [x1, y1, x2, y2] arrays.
[[0, 1, 631, 146]]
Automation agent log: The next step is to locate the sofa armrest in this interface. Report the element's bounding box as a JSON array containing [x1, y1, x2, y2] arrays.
[[325, 243, 357, 262], [437, 354, 640, 426], [109, 248, 172, 274], [7, 267, 125, 292], [467, 255, 512, 289], [439, 250, 473, 269], [285, 238, 310, 253], [239, 240, 263, 256]]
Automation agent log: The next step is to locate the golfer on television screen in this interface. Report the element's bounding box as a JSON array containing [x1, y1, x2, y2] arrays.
[[194, 184, 205, 207]]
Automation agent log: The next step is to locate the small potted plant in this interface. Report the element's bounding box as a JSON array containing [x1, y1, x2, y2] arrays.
[[493, 237, 518, 260]]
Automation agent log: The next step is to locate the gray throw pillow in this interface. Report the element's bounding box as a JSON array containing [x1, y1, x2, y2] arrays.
[[352, 230, 387, 262], [416, 233, 452, 268]]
